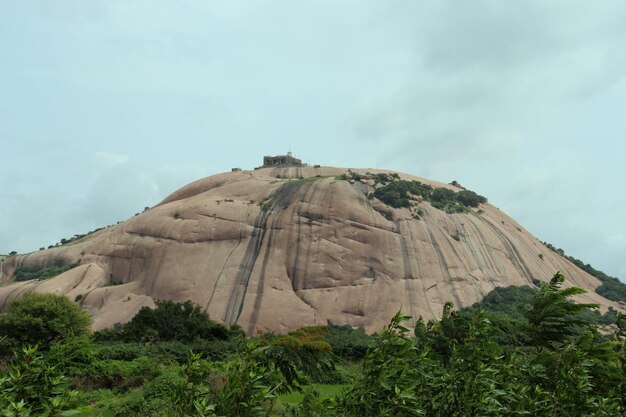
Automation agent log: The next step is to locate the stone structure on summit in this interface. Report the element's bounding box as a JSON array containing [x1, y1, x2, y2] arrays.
[[262, 152, 304, 168]]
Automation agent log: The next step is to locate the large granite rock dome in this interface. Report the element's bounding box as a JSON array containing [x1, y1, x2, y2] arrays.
[[1, 166, 622, 333]]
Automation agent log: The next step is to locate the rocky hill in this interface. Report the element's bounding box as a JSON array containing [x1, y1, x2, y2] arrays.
[[1, 166, 623, 333]]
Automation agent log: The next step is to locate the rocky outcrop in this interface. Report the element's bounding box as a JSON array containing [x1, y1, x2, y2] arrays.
[[1, 167, 622, 333]]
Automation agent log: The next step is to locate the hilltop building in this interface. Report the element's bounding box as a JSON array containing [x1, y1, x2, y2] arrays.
[[260, 152, 305, 168]]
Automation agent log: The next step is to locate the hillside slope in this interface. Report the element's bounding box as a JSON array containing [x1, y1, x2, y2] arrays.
[[1, 166, 622, 333]]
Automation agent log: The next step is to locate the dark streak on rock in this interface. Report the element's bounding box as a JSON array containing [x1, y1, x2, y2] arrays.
[[394, 220, 418, 320], [425, 226, 464, 308], [246, 182, 314, 332], [224, 182, 303, 326], [204, 206, 250, 311], [480, 216, 535, 285]]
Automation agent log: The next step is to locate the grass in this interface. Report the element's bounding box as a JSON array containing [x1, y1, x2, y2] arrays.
[[278, 384, 348, 405]]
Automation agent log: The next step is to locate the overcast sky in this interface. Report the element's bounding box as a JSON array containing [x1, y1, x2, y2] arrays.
[[1, 1, 625, 281]]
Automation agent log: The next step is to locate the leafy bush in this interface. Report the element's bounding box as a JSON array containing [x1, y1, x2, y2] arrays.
[[0, 293, 91, 353], [372, 179, 486, 213], [46, 335, 96, 376], [3, 271, 624, 416], [93, 338, 246, 365], [120, 300, 232, 343], [78, 356, 162, 391], [373, 180, 433, 208], [334, 274, 625, 417], [325, 325, 375, 361], [462, 285, 536, 321], [0, 345, 79, 415], [525, 272, 599, 348], [455, 190, 487, 207]]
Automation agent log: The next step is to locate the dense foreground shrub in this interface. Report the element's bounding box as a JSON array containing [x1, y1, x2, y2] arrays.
[[1, 273, 624, 416], [0, 345, 79, 416], [0, 293, 91, 354]]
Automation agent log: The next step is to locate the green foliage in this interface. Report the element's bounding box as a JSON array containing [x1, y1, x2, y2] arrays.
[[372, 178, 486, 213], [337, 295, 625, 417], [79, 356, 162, 392], [169, 328, 340, 416], [13, 263, 79, 282], [119, 300, 231, 343], [77, 367, 184, 417], [336, 171, 488, 214], [464, 283, 620, 329], [2, 272, 624, 416], [91, 338, 245, 364], [373, 180, 433, 208], [595, 276, 626, 302], [543, 242, 626, 302], [525, 272, 599, 349], [325, 325, 375, 361], [429, 188, 468, 213], [282, 386, 338, 417], [337, 312, 427, 416], [0, 345, 79, 416], [336, 171, 365, 182], [46, 336, 96, 377], [172, 348, 282, 417], [463, 285, 536, 321], [456, 190, 488, 207], [47, 227, 107, 249], [0, 293, 91, 353], [259, 326, 340, 387], [260, 202, 271, 212]]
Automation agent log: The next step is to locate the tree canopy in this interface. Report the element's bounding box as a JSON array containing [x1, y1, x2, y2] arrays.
[[0, 292, 91, 352], [120, 300, 232, 342]]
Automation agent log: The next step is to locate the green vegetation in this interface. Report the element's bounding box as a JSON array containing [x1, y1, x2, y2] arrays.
[[0, 293, 92, 353], [46, 227, 107, 249], [373, 180, 433, 208], [373, 179, 487, 212], [544, 242, 626, 302], [462, 284, 536, 320], [596, 277, 626, 302], [325, 325, 375, 361], [336, 171, 487, 213], [1, 273, 625, 416], [13, 262, 79, 282], [279, 384, 347, 405], [113, 300, 236, 343], [1, 345, 79, 416]]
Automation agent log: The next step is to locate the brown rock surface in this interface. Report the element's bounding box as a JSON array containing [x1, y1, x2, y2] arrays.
[[1, 167, 623, 333]]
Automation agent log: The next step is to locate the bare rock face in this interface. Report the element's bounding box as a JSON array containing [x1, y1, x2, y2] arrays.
[[1, 167, 623, 333]]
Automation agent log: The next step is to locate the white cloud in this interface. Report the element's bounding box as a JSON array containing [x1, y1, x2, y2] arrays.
[[95, 151, 130, 165]]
